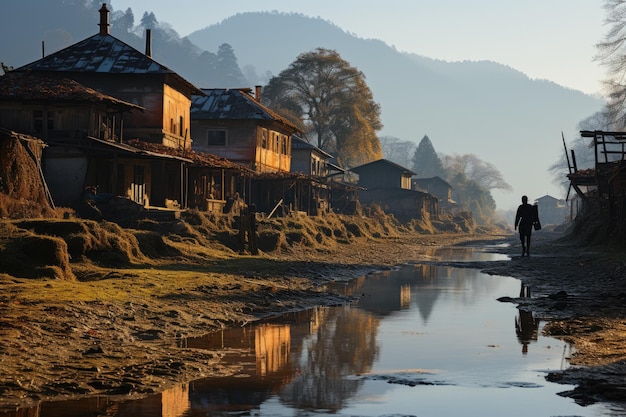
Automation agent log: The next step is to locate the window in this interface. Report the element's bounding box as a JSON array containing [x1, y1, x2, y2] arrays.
[[282, 135, 288, 155], [207, 129, 226, 146], [261, 129, 268, 149], [33, 110, 54, 134]]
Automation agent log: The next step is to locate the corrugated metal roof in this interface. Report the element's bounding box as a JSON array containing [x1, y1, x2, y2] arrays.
[[191, 88, 300, 132], [0, 71, 142, 110], [15, 33, 202, 95]]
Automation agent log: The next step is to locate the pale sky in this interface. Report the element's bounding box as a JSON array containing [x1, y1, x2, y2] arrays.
[[111, 0, 608, 97]]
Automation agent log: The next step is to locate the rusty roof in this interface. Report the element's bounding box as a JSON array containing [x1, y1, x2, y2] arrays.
[[0, 71, 142, 110], [14, 33, 202, 96], [191, 88, 300, 133], [126, 139, 252, 172]]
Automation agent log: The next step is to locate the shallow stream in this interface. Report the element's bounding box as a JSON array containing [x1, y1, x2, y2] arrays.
[[6, 246, 622, 416]]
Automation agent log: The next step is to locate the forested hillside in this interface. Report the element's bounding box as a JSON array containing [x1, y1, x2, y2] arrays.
[[0, 1, 605, 210]]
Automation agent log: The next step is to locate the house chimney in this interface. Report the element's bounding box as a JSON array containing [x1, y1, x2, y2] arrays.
[[145, 29, 152, 58], [255, 85, 262, 103], [98, 3, 110, 36]]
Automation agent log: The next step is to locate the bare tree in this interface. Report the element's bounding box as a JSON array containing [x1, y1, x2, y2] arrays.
[[379, 136, 415, 168], [595, 0, 626, 127], [442, 153, 511, 192]]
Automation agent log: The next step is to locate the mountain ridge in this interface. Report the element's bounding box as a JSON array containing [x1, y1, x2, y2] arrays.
[[0, 4, 605, 210]]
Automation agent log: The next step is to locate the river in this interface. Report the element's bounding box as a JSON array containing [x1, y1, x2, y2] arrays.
[[5, 245, 622, 416]]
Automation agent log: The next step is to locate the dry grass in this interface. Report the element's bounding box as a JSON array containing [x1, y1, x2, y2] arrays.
[[0, 207, 487, 283]]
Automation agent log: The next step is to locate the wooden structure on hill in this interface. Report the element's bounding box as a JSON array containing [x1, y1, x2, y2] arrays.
[[566, 130, 626, 234]]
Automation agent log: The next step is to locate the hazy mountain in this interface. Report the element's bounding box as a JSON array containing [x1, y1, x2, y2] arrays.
[[0, 3, 605, 210], [188, 12, 605, 210]]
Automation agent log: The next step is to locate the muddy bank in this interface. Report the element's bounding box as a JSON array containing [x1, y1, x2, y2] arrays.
[[0, 211, 500, 411], [1, 212, 625, 412]]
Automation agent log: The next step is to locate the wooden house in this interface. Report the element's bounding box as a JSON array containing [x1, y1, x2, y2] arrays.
[[291, 135, 333, 177], [190, 87, 299, 174], [535, 195, 568, 225], [14, 4, 202, 151], [5, 4, 210, 213], [0, 72, 192, 209], [413, 176, 456, 213], [127, 139, 252, 215], [351, 159, 414, 190], [350, 159, 438, 221]]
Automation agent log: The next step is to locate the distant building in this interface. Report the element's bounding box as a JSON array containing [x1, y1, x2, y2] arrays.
[[413, 176, 456, 213], [350, 159, 438, 220], [535, 194, 568, 225], [351, 159, 414, 190]]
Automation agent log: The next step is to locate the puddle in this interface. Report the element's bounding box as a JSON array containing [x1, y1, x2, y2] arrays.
[[5, 247, 622, 416]]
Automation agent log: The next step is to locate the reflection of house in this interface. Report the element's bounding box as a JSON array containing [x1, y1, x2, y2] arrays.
[[535, 194, 567, 225], [8, 5, 206, 212], [187, 324, 291, 376], [412, 176, 456, 213], [350, 159, 438, 220], [191, 87, 299, 173]]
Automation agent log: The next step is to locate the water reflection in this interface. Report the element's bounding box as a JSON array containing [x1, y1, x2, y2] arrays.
[[515, 309, 540, 355], [4, 248, 615, 417]]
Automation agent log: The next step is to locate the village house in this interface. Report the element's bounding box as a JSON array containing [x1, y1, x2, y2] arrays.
[[15, 4, 201, 151], [191, 87, 335, 216], [534, 194, 568, 226], [289, 135, 358, 215], [291, 135, 333, 177], [0, 71, 184, 210], [190, 87, 299, 174], [412, 176, 456, 214], [350, 159, 438, 221], [5, 4, 221, 214]]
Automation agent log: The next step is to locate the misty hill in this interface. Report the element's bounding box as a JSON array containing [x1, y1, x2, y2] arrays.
[[190, 12, 605, 210], [0, 3, 605, 209]]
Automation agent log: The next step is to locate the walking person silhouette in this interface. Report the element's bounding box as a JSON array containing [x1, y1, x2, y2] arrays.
[[514, 195, 538, 256]]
